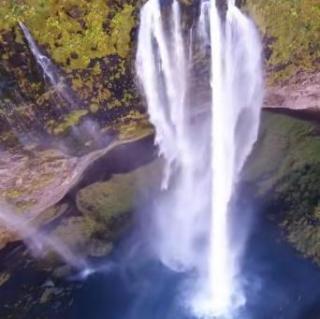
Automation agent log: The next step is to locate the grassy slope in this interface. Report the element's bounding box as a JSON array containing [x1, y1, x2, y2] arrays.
[[246, 0, 320, 82], [245, 111, 320, 264]]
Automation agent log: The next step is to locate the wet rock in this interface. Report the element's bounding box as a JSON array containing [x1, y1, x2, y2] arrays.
[[42, 279, 55, 288], [46, 216, 104, 259], [0, 272, 10, 287], [52, 265, 73, 279], [265, 72, 320, 111], [0, 135, 154, 250], [244, 110, 320, 193], [86, 240, 113, 258], [40, 287, 64, 304]]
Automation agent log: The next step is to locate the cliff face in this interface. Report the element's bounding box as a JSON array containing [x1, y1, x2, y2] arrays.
[[1, 0, 318, 151], [246, 0, 320, 111], [0, 0, 151, 151], [246, 0, 320, 82]]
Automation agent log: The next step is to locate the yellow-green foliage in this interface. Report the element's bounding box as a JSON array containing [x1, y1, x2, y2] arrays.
[[0, 0, 136, 69], [49, 109, 88, 135], [110, 5, 135, 58], [247, 0, 320, 81], [76, 160, 162, 224], [116, 110, 154, 141]]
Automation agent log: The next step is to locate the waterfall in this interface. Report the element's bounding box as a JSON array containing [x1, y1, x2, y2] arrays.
[[19, 22, 80, 109], [209, 0, 263, 314], [0, 203, 89, 272], [136, 0, 263, 316], [136, 0, 210, 272], [19, 22, 61, 88], [18, 22, 102, 146]]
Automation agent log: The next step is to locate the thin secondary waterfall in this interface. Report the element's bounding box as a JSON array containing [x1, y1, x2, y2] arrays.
[[0, 203, 89, 271], [19, 22, 103, 145], [19, 22, 61, 88], [136, 0, 263, 316], [19, 22, 80, 109]]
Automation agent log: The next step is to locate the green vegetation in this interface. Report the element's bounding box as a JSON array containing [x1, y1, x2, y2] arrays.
[[76, 160, 162, 225], [49, 216, 103, 251], [0, 1, 136, 69], [246, 0, 320, 82], [274, 164, 320, 265], [48, 109, 88, 136], [77, 175, 136, 223], [0, 0, 144, 145], [246, 111, 320, 264], [114, 110, 154, 141], [244, 111, 320, 193]]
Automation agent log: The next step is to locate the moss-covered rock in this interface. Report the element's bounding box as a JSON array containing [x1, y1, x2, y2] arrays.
[[245, 110, 320, 264], [37, 159, 162, 262], [46, 216, 106, 259], [245, 0, 320, 83], [270, 163, 320, 265], [76, 176, 136, 224], [244, 111, 320, 193], [76, 160, 162, 226], [0, 0, 151, 150]]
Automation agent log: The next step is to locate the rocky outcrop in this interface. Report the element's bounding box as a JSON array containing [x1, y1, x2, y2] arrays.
[[265, 71, 320, 111], [0, 132, 155, 252]]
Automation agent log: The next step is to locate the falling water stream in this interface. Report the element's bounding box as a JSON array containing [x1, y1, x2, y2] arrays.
[[0, 203, 89, 271], [136, 0, 263, 316], [19, 22, 79, 108], [18, 22, 104, 148]]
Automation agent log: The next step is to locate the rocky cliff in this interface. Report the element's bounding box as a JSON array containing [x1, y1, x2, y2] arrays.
[[0, 0, 152, 151], [246, 0, 320, 110]]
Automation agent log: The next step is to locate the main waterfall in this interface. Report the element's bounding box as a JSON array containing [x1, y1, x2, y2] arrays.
[[136, 0, 263, 316]]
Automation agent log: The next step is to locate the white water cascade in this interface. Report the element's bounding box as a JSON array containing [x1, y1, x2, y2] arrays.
[[136, 0, 263, 316], [19, 22, 103, 145], [19, 22, 80, 109], [0, 203, 89, 271]]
